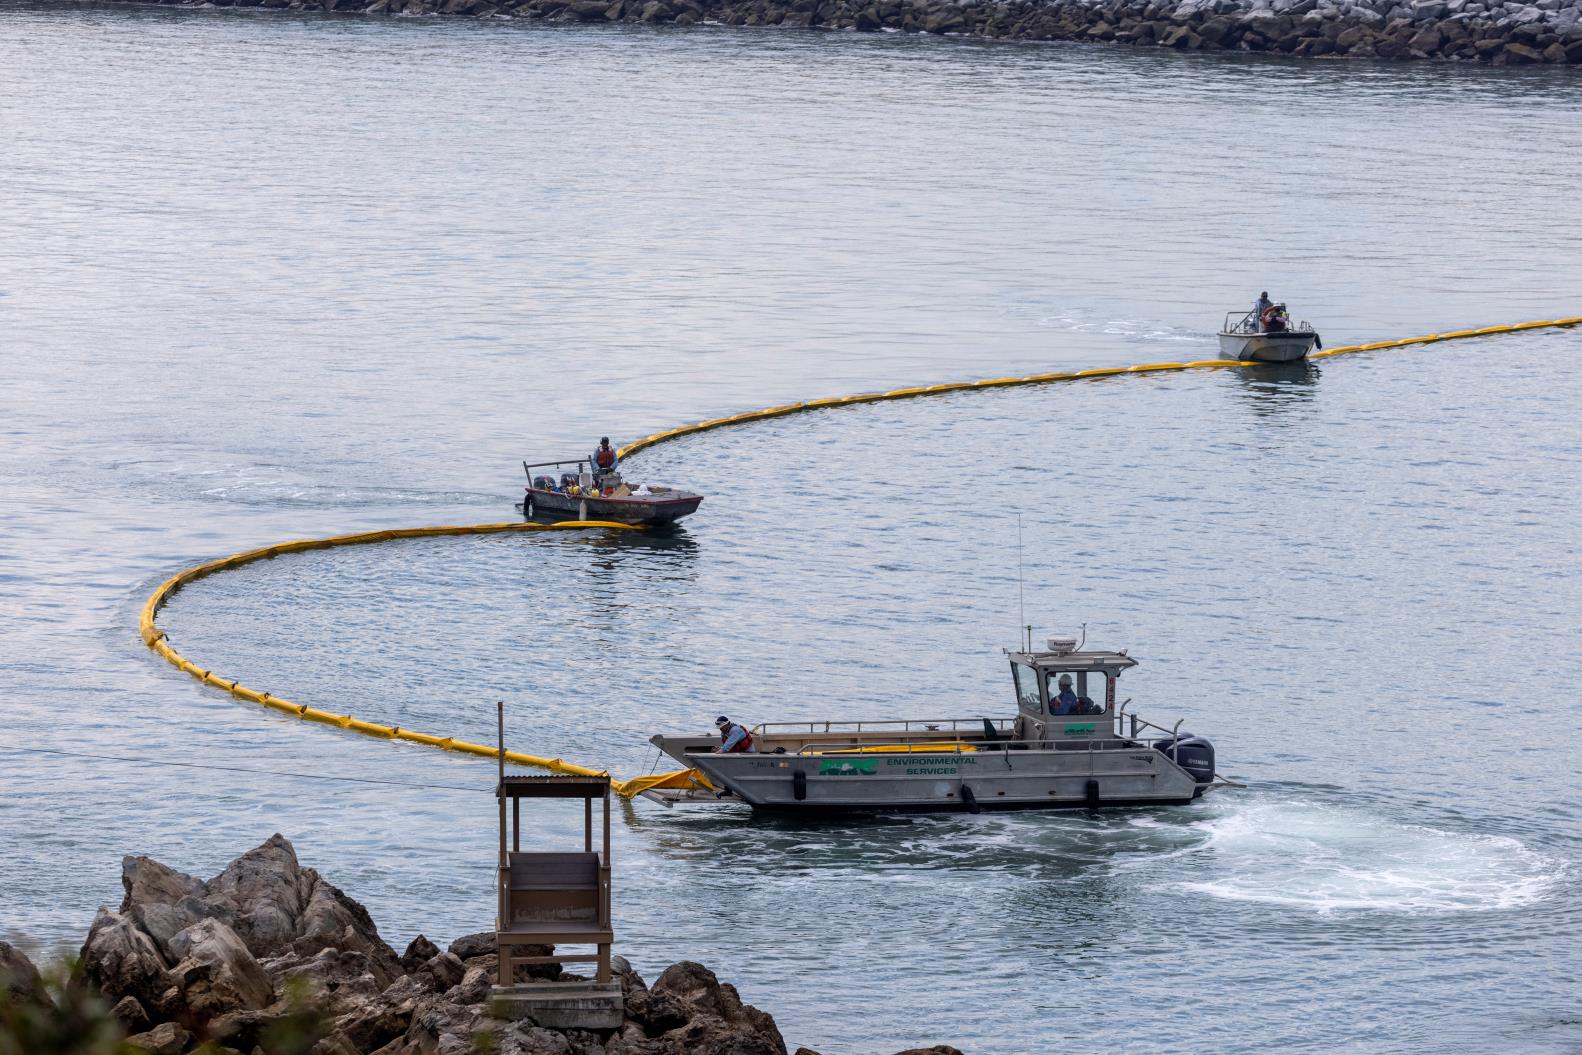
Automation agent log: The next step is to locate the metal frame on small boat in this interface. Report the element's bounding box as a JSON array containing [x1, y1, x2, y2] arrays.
[[649, 638, 1227, 813], [1218, 309, 1321, 362], [518, 459, 704, 526]]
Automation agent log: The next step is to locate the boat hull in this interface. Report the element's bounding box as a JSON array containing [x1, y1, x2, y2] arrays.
[[521, 488, 703, 526], [681, 744, 1205, 813], [1218, 331, 1318, 363]]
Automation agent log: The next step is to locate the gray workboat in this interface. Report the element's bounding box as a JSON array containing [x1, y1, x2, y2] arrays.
[[1218, 306, 1322, 362], [648, 634, 1226, 813], [518, 459, 704, 527]]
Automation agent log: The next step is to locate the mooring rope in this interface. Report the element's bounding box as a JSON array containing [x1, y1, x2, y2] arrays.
[[137, 315, 1581, 796]]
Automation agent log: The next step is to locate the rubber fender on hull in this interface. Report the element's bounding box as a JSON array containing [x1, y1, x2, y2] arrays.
[[793, 769, 807, 801], [960, 784, 980, 814], [1155, 735, 1216, 784], [1085, 778, 1100, 807]]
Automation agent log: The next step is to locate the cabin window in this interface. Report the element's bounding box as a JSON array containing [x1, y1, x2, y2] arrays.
[[1011, 663, 1042, 713], [1046, 671, 1108, 715]]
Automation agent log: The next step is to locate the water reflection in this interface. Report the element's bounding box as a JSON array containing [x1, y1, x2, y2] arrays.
[[1229, 359, 1321, 419], [7, 6, 1582, 1050]]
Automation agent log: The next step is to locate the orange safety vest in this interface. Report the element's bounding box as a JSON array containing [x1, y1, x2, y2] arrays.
[[595, 446, 616, 469], [719, 724, 754, 752]]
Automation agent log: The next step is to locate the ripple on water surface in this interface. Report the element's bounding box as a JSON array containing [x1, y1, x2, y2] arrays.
[[3, 8, 1581, 1051], [147, 334, 1582, 1053]]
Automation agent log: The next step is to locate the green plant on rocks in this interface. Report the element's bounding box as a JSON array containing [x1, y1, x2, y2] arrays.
[[0, 958, 127, 1055]]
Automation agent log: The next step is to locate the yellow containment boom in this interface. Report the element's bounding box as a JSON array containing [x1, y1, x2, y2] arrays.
[[614, 768, 718, 797], [138, 316, 1580, 798]]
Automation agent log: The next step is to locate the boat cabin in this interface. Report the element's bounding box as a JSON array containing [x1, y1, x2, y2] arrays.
[[1006, 644, 1136, 744]]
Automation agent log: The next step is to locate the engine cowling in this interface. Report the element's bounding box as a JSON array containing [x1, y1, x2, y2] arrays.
[[1155, 735, 1215, 787]]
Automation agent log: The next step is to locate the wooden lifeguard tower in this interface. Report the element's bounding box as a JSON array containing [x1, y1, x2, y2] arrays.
[[491, 705, 622, 1027]]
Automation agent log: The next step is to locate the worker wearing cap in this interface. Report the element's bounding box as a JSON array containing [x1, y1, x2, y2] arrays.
[[1050, 675, 1081, 716], [714, 716, 756, 754]]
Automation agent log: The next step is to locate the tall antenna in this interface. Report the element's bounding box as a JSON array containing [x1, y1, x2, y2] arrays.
[[1017, 514, 1027, 651]]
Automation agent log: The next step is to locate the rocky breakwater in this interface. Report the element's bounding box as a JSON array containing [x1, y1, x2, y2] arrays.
[[0, 834, 959, 1055], [980, 0, 1582, 61], [105, 0, 1582, 63]]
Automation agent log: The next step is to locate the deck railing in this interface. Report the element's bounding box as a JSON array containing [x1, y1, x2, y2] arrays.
[[793, 733, 1181, 756], [758, 711, 1187, 757], [754, 717, 1014, 737], [1224, 309, 1315, 335]]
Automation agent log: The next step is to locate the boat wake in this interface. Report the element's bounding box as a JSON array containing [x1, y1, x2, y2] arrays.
[[1169, 797, 1562, 915], [107, 460, 499, 509], [1032, 308, 1212, 345], [190, 481, 501, 510]]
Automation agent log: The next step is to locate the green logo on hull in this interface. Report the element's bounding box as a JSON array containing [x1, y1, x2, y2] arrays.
[[818, 759, 878, 775]]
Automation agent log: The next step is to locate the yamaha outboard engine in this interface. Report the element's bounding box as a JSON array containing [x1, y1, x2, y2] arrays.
[[1155, 735, 1216, 789]]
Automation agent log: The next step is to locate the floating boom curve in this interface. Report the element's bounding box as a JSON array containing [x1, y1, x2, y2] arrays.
[[140, 316, 1581, 796], [617, 317, 1581, 459], [139, 521, 640, 781]]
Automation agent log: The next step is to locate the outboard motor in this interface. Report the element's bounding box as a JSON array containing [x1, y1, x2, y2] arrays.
[[1155, 735, 1215, 787]]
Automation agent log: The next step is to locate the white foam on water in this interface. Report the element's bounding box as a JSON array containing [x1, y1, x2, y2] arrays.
[[102, 460, 501, 509], [1033, 308, 1212, 344], [1172, 800, 1563, 914]]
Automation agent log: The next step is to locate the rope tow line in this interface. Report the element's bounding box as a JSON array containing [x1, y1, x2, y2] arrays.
[[138, 316, 1580, 798]]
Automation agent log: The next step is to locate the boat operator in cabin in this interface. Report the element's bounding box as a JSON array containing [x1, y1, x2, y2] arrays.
[[1051, 674, 1081, 715], [591, 437, 618, 484], [714, 716, 757, 753]]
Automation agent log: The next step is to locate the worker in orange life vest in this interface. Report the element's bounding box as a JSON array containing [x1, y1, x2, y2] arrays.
[[591, 437, 618, 485], [714, 716, 756, 754]]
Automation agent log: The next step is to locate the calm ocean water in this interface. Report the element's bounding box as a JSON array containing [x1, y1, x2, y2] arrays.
[[2, 5, 1581, 1052]]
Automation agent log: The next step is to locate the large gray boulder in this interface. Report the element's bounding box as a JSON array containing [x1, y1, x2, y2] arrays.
[[79, 907, 172, 1012], [331, 972, 430, 1052], [201, 835, 308, 955], [121, 834, 404, 989], [273, 947, 383, 1016], [66, 837, 843, 1055], [637, 961, 787, 1055], [164, 918, 274, 1016], [124, 1020, 192, 1054], [79, 834, 413, 1044], [400, 935, 442, 975], [0, 940, 47, 1008], [121, 856, 207, 960]]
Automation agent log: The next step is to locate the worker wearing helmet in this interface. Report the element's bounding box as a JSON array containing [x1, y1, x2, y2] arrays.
[[1050, 674, 1081, 716], [714, 716, 756, 754]]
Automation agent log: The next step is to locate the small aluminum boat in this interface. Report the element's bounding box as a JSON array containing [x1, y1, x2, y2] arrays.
[[647, 634, 1228, 813], [1218, 307, 1321, 363], [518, 459, 703, 527]]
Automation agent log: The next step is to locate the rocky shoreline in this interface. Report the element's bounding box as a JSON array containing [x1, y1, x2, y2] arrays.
[[0, 835, 957, 1055], [80, 0, 1582, 63]]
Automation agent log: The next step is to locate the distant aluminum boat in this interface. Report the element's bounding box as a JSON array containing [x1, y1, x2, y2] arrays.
[[647, 633, 1227, 813], [518, 459, 703, 527], [1218, 308, 1321, 362]]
